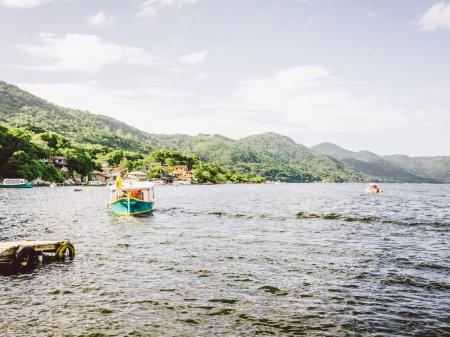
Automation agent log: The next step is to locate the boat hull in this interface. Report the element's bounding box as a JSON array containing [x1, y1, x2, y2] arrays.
[[109, 198, 154, 216], [0, 182, 34, 188]]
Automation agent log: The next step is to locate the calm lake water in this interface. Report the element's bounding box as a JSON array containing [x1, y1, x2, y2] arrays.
[[0, 184, 449, 336]]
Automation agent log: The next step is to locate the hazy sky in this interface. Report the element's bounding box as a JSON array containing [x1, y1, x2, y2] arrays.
[[1, 0, 449, 156]]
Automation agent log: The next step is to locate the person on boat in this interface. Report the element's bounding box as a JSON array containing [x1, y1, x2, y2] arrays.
[[116, 176, 123, 188], [137, 191, 144, 200]]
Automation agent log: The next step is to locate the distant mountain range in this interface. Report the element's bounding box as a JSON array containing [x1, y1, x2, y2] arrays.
[[311, 143, 450, 183], [1, 80, 448, 183]]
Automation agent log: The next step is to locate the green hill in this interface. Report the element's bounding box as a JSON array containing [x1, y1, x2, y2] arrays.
[[384, 155, 450, 183], [311, 143, 448, 183], [309, 142, 354, 161], [234, 133, 364, 182], [0, 80, 154, 152]]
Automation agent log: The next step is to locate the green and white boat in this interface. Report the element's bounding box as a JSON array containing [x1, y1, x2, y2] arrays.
[[108, 180, 155, 216], [0, 179, 34, 188]]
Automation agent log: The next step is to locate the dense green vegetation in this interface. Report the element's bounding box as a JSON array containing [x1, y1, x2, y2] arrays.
[[191, 162, 264, 184], [118, 133, 367, 182], [0, 124, 265, 184], [0, 80, 153, 152], [0, 125, 98, 182], [97, 149, 265, 184], [1, 80, 447, 183]]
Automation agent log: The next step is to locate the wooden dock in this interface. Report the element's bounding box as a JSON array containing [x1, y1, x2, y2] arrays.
[[0, 240, 75, 272]]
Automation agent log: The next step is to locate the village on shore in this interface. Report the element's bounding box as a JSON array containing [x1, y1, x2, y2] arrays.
[[34, 152, 266, 186], [91, 162, 195, 186]]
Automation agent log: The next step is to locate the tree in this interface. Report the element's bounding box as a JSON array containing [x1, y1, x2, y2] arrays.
[[192, 163, 226, 183], [144, 149, 199, 169], [105, 150, 125, 167], [60, 148, 97, 176], [104, 150, 142, 167], [39, 132, 71, 150], [146, 166, 163, 180]]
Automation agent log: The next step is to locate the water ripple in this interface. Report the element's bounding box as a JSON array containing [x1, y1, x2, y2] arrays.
[[0, 184, 449, 336]]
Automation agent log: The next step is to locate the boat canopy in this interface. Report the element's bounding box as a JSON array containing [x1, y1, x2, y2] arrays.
[[110, 181, 154, 191], [3, 178, 27, 185]]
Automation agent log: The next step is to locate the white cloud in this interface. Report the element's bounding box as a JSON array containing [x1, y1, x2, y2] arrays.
[[0, 0, 47, 8], [17, 66, 448, 139], [19, 81, 136, 113], [178, 50, 207, 65], [17, 81, 207, 134], [136, 0, 199, 18], [17, 33, 163, 72], [221, 66, 428, 133], [87, 11, 114, 28], [418, 2, 450, 31], [366, 10, 378, 18]]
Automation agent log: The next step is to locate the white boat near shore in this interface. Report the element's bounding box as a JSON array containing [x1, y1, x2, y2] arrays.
[[0, 179, 34, 188]]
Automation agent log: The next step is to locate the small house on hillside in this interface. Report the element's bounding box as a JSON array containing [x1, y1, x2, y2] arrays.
[[127, 171, 147, 181], [172, 165, 192, 182], [144, 162, 169, 171], [173, 165, 189, 172], [89, 171, 109, 183], [43, 155, 68, 166], [101, 167, 122, 177], [144, 162, 162, 168]]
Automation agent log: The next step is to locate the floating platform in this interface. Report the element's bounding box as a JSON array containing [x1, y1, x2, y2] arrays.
[[0, 240, 75, 273]]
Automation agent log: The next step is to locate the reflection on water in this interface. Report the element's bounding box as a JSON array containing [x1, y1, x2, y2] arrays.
[[0, 184, 449, 336]]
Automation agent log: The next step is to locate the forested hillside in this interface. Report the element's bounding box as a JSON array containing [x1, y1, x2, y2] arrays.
[[0, 81, 153, 152], [384, 155, 450, 183], [312, 143, 449, 183], [2, 80, 447, 183]]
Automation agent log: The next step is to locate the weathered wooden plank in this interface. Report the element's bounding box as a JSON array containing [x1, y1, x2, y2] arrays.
[[0, 240, 66, 256]]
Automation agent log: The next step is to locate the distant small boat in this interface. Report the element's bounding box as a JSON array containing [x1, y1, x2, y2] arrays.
[[49, 183, 57, 188], [174, 180, 191, 186], [0, 179, 34, 188], [88, 180, 107, 187], [108, 180, 155, 216], [366, 183, 384, 194], [74, 188, 83, 192]]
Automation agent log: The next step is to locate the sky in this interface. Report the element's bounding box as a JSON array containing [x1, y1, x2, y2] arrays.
[[0, 0, 449, 156]]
